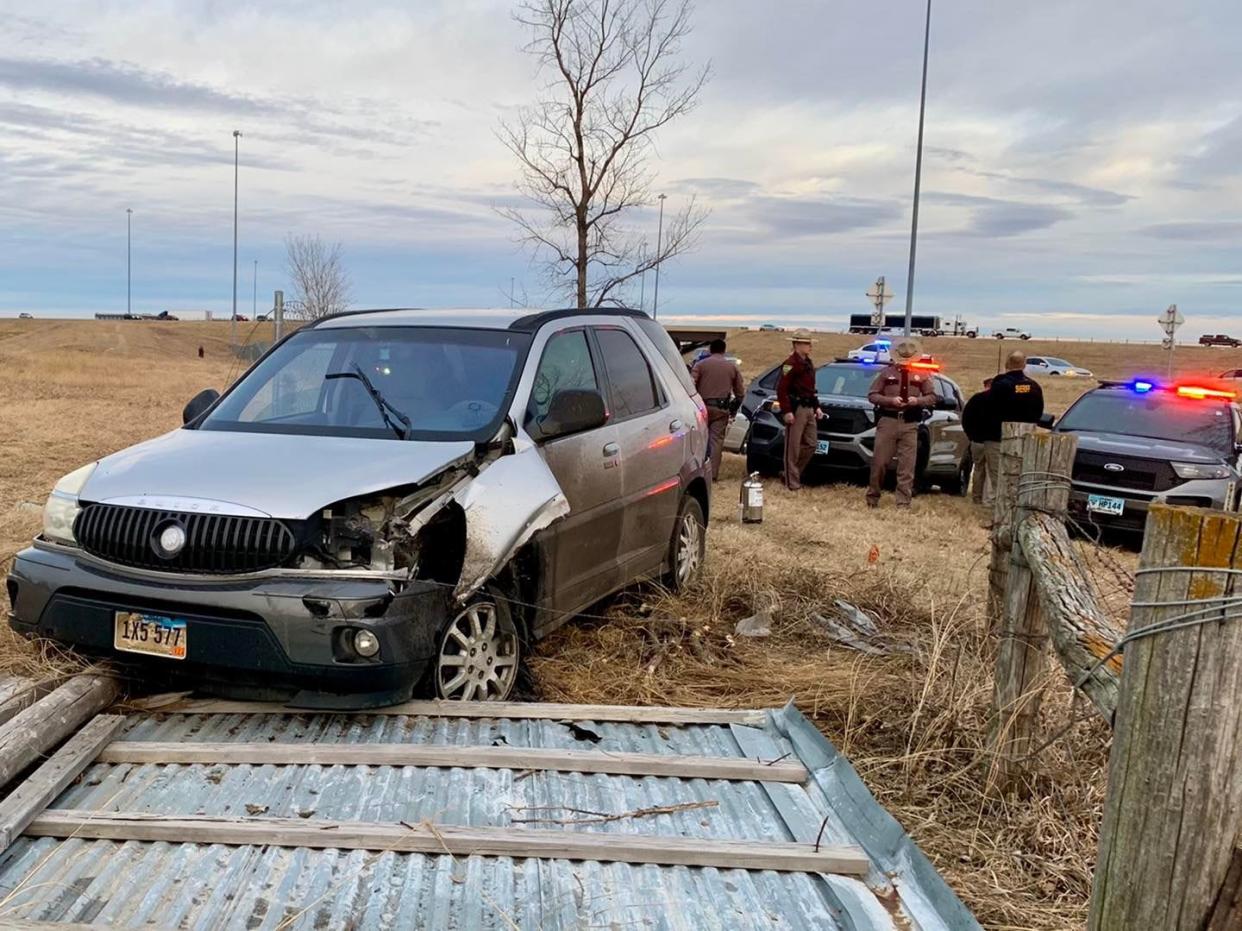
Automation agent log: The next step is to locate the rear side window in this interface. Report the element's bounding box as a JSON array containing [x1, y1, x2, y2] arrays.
[[595, 327, 659, 419], [758, 366, 781, 390], [634, 317, 698, 397], [528, 329, 599, 422]]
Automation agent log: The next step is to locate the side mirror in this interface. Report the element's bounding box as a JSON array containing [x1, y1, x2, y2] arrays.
[[936, 396, 959, 411], [533, 389, 608, 441], [183, 388, 221, 425], [1038, 412, 1056, 429]]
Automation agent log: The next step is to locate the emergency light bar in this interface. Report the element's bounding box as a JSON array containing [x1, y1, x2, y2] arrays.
[[1176, 385, 1237, 400], [908, 360, 941, 371]]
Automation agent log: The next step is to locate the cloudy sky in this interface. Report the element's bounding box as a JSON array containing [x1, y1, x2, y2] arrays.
[[0, 0, 1239, 337]]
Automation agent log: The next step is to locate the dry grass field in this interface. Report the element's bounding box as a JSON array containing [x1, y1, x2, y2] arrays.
[[1, 317, 1238, 929]]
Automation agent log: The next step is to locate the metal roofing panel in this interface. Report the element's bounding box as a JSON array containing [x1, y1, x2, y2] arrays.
[[0, 703, 978, 930]]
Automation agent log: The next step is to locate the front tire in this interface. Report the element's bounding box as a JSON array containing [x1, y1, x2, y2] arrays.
[[434, 596, 520, 701], [666, 495, 706, 592]]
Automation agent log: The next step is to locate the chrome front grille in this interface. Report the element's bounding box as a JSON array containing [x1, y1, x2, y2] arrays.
[[74, 504, 297, 574]]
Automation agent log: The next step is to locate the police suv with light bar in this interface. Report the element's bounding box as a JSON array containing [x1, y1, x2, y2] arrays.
[[1054, 378, 1242, 535]]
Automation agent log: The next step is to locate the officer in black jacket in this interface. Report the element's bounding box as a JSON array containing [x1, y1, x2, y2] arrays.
[[974, 352, 1044, 501]]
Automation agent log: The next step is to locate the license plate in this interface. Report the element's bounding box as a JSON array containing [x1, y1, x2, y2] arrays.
[[815, 439, 830, 455], [114, 612, 188, 660], [1087, 494, 1125, 516]]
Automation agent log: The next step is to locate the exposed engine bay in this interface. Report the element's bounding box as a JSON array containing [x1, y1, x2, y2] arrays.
[[293, 433, 570, 603]]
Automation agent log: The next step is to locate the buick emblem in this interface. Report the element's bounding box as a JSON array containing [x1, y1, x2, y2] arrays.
[[153, 522, 187, 559], [1104, 463, 1125, 473]]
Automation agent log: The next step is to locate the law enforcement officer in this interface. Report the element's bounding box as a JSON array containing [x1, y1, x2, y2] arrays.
[[692, 338, 745, 482], [961, 376, 994, 504], [865, 339, 937, 508], [775, 330, 821, 491], [975, 352, 1045, 493]]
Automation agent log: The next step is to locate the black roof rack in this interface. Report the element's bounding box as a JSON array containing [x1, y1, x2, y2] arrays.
[[305, 307, 425, 328], [509, 307, 648, 332]]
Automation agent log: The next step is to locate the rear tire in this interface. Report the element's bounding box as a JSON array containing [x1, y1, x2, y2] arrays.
[[666, 495, 706, 593], [941, 450, 973, 496]]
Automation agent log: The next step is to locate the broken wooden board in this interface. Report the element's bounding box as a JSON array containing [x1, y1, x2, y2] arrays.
[[26, 809, 870, 876], [156, 698, 768, 726], [96, 740, 807, 783]]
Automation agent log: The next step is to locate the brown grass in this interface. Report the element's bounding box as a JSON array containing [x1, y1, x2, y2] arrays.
[[0, 318, 1192, 929]]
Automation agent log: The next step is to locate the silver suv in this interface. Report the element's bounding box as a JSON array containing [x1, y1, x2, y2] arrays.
[[7, 308, 710, 707]]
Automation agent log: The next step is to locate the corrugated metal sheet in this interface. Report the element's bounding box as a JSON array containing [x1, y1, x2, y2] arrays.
[[0, 703, 979, 930]]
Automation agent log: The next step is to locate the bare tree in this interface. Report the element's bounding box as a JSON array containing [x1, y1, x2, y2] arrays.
[[499, 0, 709, 309], [284, 234, 352, 320]]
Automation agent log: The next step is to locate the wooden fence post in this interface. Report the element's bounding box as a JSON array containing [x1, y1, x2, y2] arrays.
[[990, 428, 1077, 794], [1089, 505, 1242, 931], [987, 423, 1035, 630]]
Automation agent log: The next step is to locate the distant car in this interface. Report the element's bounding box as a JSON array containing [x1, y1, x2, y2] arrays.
[[1221, 369, 1242, 381], [847, 341, 892, 364], [759, 323, 785, 332], [231, 314, 249, 322], [994, 327, 1031, 340], [155, 311, 179, 321], [1200, 334, 1241, 347], [1025, 356, 1093, 378], [18, 313, 33, 319]]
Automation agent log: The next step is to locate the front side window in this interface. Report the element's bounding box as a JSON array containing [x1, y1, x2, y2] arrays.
[[595, 327, 659, 418], [200, 326, 529, 441], [528, 329, 600, 423]]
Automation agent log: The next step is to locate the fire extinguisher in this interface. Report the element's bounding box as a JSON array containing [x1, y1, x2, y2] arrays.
[[739, 472, 764, 524]]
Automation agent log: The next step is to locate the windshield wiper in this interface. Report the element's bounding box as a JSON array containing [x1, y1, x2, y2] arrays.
[[326, 364, 414, 439]]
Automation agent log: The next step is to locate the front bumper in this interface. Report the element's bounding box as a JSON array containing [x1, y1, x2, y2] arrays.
[[6, 541, 450, 708], [1068, 477, 1236, 534]]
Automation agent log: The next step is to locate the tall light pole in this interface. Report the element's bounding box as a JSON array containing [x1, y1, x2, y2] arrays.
[[252, 259, 258, 317], [903, 0, 932, 337], [231, 129, 242, 344], [126, 208, 132, 316], [652, 193, 667, 320], [638, 245, 647, 311]]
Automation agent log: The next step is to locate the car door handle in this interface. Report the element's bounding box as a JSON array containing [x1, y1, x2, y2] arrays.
[[669, 419, 683, 432], [603, 442, 620, 457]]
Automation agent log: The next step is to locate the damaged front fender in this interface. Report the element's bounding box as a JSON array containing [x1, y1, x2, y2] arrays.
[[452, 446, 569, 600]]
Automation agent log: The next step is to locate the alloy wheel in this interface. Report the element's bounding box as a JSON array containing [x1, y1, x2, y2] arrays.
[[675, 510, 704, 587], [435, 601, 519, 701]]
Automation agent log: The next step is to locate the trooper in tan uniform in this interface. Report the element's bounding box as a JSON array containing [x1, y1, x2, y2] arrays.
[[776, 330, 822, 491], [691, 338, 746, 482], [866, 339, 937, 508]]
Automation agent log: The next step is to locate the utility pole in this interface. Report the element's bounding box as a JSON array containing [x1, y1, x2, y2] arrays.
[[252, 259, 258, 318], [903, 0, 932, 337], [652, 194, 667, 320], [510, 277, 515, 308], [126, 208, 132, 316], [231, 129, 242, 345], [639, 246, 647, 311]]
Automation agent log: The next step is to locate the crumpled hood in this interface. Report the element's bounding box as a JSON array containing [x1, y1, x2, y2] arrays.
[[80, 428, 477, 519], [1068, 430, 1225, 464]]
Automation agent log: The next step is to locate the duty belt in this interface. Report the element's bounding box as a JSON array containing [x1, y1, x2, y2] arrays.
[[792, 395, 818, 409], [704, 397, 731, 410], [876, 408, 923, 423]]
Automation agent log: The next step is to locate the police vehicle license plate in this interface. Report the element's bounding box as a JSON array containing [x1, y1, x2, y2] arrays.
[[1087, 494, 1125, 517], [815, 440, 830, 455], [114, 612, 188, 660]]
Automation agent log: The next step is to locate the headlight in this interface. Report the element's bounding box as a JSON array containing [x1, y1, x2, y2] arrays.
[[1171, 461, 1231, 481], [42, 463, 96, 545]]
